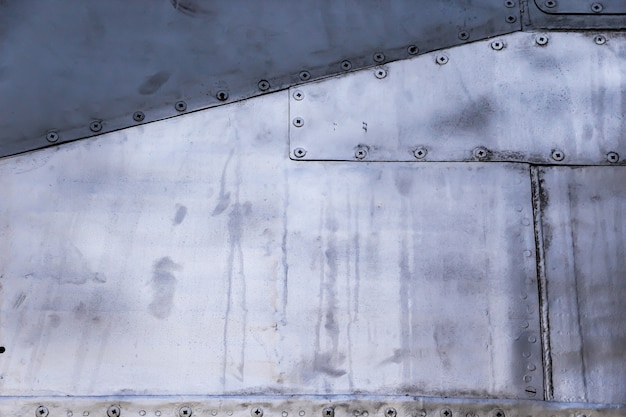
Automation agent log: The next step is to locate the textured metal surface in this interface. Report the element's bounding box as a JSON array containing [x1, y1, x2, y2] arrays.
[[1, 396, 625, 417], [0, 0, 519, 158], [525, 0, 626, 29], [0, 93, 541, 398], [534, 0, 626, 14], [536, 166, 626, 405], [289, 31, 626, 165]]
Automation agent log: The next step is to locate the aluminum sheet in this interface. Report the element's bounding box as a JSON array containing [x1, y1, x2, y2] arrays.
[[289, 31, 626, 165], [525, 0, 626, 29], [536, 166, 626, 404], [0, 93, 540, 399]]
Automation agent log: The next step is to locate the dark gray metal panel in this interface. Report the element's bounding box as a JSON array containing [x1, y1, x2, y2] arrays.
[[0, 1, 519, 158], [525, 0, 626, 29], [537, 166, 626, 405], [0, 93, 541, 399]]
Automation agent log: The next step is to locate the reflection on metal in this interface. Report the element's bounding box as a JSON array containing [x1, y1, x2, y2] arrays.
[[0, 1, 519, 158], [525, 0, 626, 29], [289, 32, 626, 165]]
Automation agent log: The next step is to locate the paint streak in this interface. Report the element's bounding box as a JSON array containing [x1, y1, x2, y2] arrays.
[[138, 71, 171, 95]]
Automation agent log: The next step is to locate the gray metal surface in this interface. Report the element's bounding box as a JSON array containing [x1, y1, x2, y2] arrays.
[[525, 0, 626, 29], [0, 1, 519, 158], [536, 166, 626, 405], [289, 31, 626, 165], [0, 92, 541, 399]]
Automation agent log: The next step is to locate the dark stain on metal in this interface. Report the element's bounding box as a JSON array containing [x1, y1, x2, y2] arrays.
[[139, 71, 171, 95], [149, 257, 181, 319], [170, 0, 214, 17], [173, 204, 188, 225]]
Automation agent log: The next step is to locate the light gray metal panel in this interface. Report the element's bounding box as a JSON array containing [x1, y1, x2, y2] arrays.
[[2, 396, 625, 417], [0, 93, 540, 398], [0, 1, 519, 158], [534, 0, 626, 14], [525, 0, 626, 29], [537, 166, 626, 404], [289, 31, 626, 165]]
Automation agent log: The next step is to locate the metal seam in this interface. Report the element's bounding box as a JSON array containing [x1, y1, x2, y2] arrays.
[[529, 166, 554, 401]]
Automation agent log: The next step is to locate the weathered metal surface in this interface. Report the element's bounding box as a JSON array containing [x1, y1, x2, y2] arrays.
[[536, 166, 626, 405], [525, 0, 626, 29], [534, 0, 626, 14], [1, 396, 625, 417], [289, 31, 626, 165], [0, 93, 541, 398], [0, 0, 520, 158]]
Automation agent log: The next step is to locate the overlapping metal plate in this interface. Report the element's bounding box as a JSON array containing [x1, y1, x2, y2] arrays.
[[525, 0, 626, 29]]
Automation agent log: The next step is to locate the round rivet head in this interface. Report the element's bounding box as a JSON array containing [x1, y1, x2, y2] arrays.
[[436, 54, 449, 65], [505, 0, 515, 7], [252, 408, 263, 417], [299, 71, 311, 81], [133, 111, 145, 122], [473, 146, 490, 160], [175, 101, 187, 112], [441, 408, 452, 417], [506, 15, 517, 23], [293, 147, 307, 158], [258, 80, 270, 91], [607, 152, 620, 163], [413, 146, 428, 159], [536, 35, 549, 46], [89, 120, 103, 132], [594, 35, 606, 45], [375, 68, 387, 79], [544, 0, 556, 8], [179, 407, 192, 417], [491, 40, 504, 50], [216, 90, 229, 101], [591, 2, 603, 12], [525, 386, 537, 397], [385, 408, 396, 417], [551, 149, 565, 161], [323, 408, 335, 417], [373, 52, 385, 63], [107, 405, 121, 417], [341, 60, 352, 71], [458, 31, 469, 40], [293, 117, 304, 128], [36, 406, 49, 417], [355, 147, 368, 160], [293, 90, 304, 101], [407, 45, 419, 55], [46, 131, 59, 143]]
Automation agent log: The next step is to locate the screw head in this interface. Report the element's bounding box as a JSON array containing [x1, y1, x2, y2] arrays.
[[36, 406, 49, 417], [535, 35, 549, 46], [458, 31, 469, 41], [473, 146, 490, 160], [594, 35, 606, 45], [505, 0, 515, 7], [293, 147, 307, 158], [89, 120, 103, 132], [293, 117, 304, 128], [133, 111, 145, 122], [293, 90, 304, 100], [441, 408, 452, 417], [216, 90, 229, 101], [299, 71, 311, 81], [258, 80, 270, 91], [491, 40, 504, 50], [506, 15, 517, 23], [179, 407, 192, 417], [544, 0, 556, 8], [355, 147, 368, 160], [407, 45, 419, 55], [252, 408, 264, 417], [375, 68, 387, 79], [607, 151, 620, 163], [341, 60, 353, 71], [324, 408, 335, 417], [385, 408, 397, 417], [436, 54, 449, 65], [107, 405, 121, 417], [413, 146, 428, 159], [46, 131, 59, 143], [373, 52, 385, 63], [175, 101, 187, 112], [551, 149, 565, 161], [525, 386, 537, 397], [591, 2, 603, 12]]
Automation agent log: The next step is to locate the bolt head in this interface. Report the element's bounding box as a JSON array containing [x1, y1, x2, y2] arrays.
[[341, 60, 352, 70], [36, 406, 49, 417], [551, 149, 565, 161], [293, 147, 307, 158], [591, 2, 603, 12], [544, 0, 556, 8], [90, 121, 103, 132], [175, 101, 187, 112], [594, 35, 606, 45], [293, 90, 304, 100], [324, 407, 335, 417], [491, 41, 504, 50], [505, 0, 515, 7], [506, 15, 517, 23], [375, 68, 387, 79], [216, 90, 229, 101], [607, 151, 620, 163], [407, 45, 419, 55], [436, 54, 449, 65], [179, 407, 192, 417], [413, 147, 427, 159], [458, 31, 469, 40], [355, 148, 368, 160], [46, 131, 59, 143], [133, 111, 145, 122], [536, 35, 549, 46], [258, 80, 270, 91], [473, 147, 490, 160], [293, 117, 304, 127], [251, 408, 264, 417], [299, 71, 311, 81], [107, 405, 121, 417], [373, 52, 385, 63]]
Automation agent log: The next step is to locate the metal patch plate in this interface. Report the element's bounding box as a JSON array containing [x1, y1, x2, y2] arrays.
[[0, 1, 519, 158], [536, 166, 626, 405], [0, 93, 540, 398], [289, 31, 626, 165], [525, 0, 626, 29], [534, 0, 626, 14]]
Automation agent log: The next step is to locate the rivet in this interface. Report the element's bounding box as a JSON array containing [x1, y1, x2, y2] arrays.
[[362, 413, 368, 417], [551, 149, 565, 161], [524, 374, 532, 383], [522, 218, 531, 226], [529, 335, 537, 343], [525, 386, 537, 397], [293, 117, 304, 128], [216, 90, 229, 101], [299, 411, 305, 416], [523, 351, 531, 358], [436, 54, 449, 65], [324, 407, 335, 417], [458, 31, 469, 41], [179, 407, 192, 417], [341, 60, 352, 71], [527, 363, 537, 371], [536, 35, 549, 46], [440, 408, 452, 417], [491, 40, 504, 50], [299, 71, 311, 81], [521, 320, 529, 328], [108, 405, 121, 417], [175, 101, 187, 112], [375, 68, 387, 79], [417, 411, 426, 417], [293, 147, 307, 158], [505, 0, 515, 7], [373, 52, 385, 63], [283, 412, 288, 417], [594, 35, 606, 45], [36, 406, 49, 417], [524, 250, 532, 257], [155, 412, 162, 417], [607, 151, 620, 163], [493, 409, 505, 417], [544, 0, 556, 7], [473, 146, 490, 160], [293, 90, 304, 101], [591, 2, 603, 12], [355, 147, 368, 160], [258, 80, 270, 91], [133, 111, 145, 122], [413, 146, 428, 160], [139, 412, 146, 416], [252, 408, 263, 417], [46, 131, 59, 143], [68, 412, 74, 417], [506, 15, 517, 23], [89, 120, 103, 132], [385, 408, 396, 417], [211, 411, 218, 416], [407, 45, 419, 55]]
